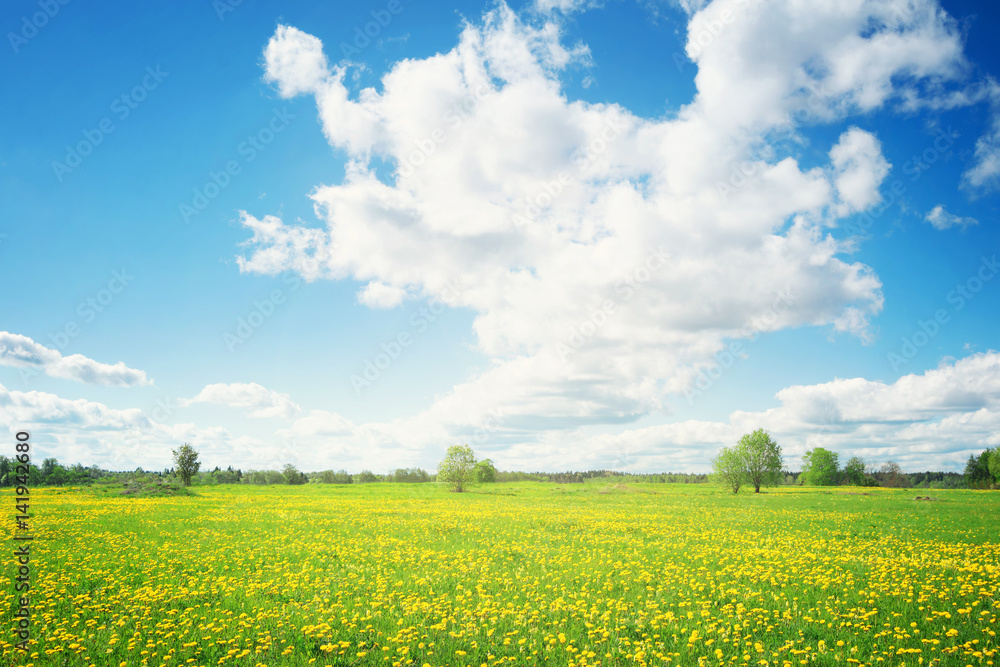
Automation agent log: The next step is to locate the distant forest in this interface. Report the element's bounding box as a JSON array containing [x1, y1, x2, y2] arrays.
[[0, 455, 980, 490]]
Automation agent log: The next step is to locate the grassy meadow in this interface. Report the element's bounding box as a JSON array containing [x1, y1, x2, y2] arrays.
[[3, 481, 998, 667]]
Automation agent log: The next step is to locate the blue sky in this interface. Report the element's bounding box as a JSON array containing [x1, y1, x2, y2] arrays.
[[1, 0, 999, 474]]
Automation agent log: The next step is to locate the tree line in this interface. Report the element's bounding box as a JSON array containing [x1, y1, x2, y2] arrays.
[[712, 431, 979, 493], [0, 439, 991, 490]]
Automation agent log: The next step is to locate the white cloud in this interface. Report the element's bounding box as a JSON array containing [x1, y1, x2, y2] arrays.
[[263, 25, 330, 97], [183, 382, 301, 419], [229, 2, 981, 454], [11, 349, 999, 473], [924, 204, 978, 230], [0, 379, 267, 471], [829, 127, 891, 215], [963, 114, 1000, 191], [481, 351, 1000, 473], [723, 351, 1000, 469], [278, 409, 356, 438], [0, 331, 150, 387], [357, 281, 407, 308], [533, 0, 601, 15]]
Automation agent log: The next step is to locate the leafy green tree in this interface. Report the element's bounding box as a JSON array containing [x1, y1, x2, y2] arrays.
[[0, 455, 10, 486], [474, 459, 497, 483], [989, 449, 1000, 487], [843, 456, 866, 486], [801, 448, 840, 486], [736, 429, 782, 493], [356, 470, 379, 483], [282, 464, 307, 485], [712, 446, 743, 494], [171, 443, 201, 487], [48, 464, 67, 486], [438, 444, 477, 492], [964, 449, 994, 489]]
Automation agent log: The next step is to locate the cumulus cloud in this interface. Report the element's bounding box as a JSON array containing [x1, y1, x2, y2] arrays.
[[237, 2, 967, 430], [724, 351, 1000, 468], [222, 1, 1000, 464], [480, 351, 1000, 473], [0, 379, 270, 471], [263, 25, 330, 97], [924, 204, 978, 230], [0, 331, 150, 386], [238, 350, 1000, 474], [829, 128, 891, 215], [183, 382, 301, 419]]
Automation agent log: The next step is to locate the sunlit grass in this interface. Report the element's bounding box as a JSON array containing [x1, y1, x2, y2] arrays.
[[2, 482, 998, 666]]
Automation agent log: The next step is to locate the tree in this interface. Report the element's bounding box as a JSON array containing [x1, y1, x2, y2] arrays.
[[474, 459, 497, 483], [438, 444, 477, 492], [989, 449, 1000, 487], [964, 450, 994, 489], [282, 464, 307, 485], [712, 446, 743, 494], [172, 443, 201, 487], [880, 461, 904, 488], [736, 429, 782, 493], [800, 448, 839, 486], [843, 456, 866, 486], [356, 470, 379, 483]]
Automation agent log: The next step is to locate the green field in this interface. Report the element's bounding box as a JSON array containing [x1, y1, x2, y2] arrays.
[[3, 482, 998, 667]]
